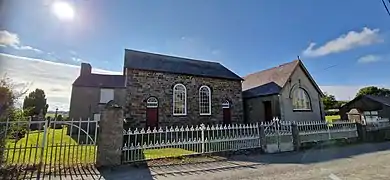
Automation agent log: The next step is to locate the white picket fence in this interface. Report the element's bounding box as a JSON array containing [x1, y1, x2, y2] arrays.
[[122, 123, 261, 163], [297, 120, 358, 143]]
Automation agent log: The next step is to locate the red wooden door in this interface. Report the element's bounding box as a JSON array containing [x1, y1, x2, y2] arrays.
[[146, 108, 158, 129], [223, 108, 231, 125]]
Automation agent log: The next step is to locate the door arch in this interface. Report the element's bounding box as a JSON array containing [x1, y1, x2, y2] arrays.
[[146, 97, 158, 129], [222, 100, 231, 124]]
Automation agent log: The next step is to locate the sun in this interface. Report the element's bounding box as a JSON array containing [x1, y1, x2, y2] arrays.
[[51, 1, 75, 21]]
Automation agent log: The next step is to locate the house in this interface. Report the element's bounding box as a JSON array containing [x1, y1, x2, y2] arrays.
[[68, 63, 126, 121], [123, 49, 243, 128], [242, 60, 325, 122], [69, 49, 244, 129], [339, 95, 390, 123]]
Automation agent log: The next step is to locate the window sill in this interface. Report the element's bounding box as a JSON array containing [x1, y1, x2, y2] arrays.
[[293, 109, 312, 112], [200, 113, 211, 116], [173, 114, 187, 116]]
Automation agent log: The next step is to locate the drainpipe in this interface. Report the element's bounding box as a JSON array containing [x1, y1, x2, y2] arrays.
[[278, 94, 284, 121]]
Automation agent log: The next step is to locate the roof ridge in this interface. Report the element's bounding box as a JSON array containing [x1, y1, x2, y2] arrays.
[[125, 49, 220, 65], [244, 59, 299, 78]]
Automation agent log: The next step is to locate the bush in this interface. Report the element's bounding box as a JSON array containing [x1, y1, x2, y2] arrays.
[[325, 110, 339, 116]]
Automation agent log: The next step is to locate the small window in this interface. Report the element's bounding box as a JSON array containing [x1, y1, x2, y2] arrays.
[[173, 84, 186, 115], [147, 97, 158, 108], [222, 100, 230, 109], [100, 89, 114, 103], [292, 88, 311, 110], [199, 86, 211, 115], [363, 111, 379, 122]]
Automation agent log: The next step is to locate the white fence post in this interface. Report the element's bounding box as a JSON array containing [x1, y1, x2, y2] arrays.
[[201, 123, 205, 154]]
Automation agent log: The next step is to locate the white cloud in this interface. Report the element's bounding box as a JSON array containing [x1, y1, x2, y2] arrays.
[[357, 54, 382, 64], [303, 27, 383, 57], [0, 30, 42, 53], [0, 30, 20, 47], [321, 85, 390, 101], [16, 45, 42, 53], [0, 53, 121, 111], [71, 57, 82, 62]]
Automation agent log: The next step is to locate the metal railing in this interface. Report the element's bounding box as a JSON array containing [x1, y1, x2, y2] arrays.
[[263, 120, 294, 153], [122, 123, 261, 163], [121, 119, 362, 163], [366, 118, 390, 131], [297, 120, 358, 143], [0, 117, 99, 173]]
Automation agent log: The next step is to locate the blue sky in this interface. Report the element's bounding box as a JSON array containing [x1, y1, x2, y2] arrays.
[[1, 0, 390, 110]]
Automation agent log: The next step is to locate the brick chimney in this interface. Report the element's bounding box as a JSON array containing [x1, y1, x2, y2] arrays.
[[80, 63, 92, 76]]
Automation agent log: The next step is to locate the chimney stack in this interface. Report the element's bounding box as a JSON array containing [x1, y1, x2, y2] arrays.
[[80, 63, 92, 76]]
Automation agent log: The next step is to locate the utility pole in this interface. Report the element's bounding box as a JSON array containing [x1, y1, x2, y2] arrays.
[[54, 108, 58, 120]]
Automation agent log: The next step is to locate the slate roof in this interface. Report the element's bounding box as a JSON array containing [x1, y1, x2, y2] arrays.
[[73, 74, 125, 88], [365, 95, 390, 107], [242, 60, 323, 98], [123, 49, 243, 81], [242, 82, 282, 98]]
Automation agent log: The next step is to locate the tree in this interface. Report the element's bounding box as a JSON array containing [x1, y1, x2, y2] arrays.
[[322, 92, 338, 110], [356, 86, 390, 97], [0, 75, 28, 166], [0, 81, 14, 117], [22, 88, 49, 117]]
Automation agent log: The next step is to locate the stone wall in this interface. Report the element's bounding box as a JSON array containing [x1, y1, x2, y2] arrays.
[[124, 69, 244, 128]]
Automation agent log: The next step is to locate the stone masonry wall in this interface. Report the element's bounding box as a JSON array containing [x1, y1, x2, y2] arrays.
[[124, 69, 243, 129]]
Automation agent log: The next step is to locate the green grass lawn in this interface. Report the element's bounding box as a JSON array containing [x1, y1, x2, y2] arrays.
[[143, 148, 196, 159], [326, 115, 341, 123], [4, 127, 96, 166], [6, 127, 197, 166]]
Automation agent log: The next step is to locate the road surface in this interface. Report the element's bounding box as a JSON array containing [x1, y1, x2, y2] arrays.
[[52, 142, 390, 180]]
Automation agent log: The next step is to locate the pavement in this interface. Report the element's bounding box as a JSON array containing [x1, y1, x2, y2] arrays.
[[47, 142, 390, 180]]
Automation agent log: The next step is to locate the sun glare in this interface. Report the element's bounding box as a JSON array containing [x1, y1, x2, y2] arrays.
[[52, 1, 75, 21]]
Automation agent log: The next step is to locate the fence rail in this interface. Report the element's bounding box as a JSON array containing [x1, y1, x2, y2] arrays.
[[122, 119, 360, 163], [122, 123, 261, 163], [366, 118, 390, 131], [297, 120, 358, 143]]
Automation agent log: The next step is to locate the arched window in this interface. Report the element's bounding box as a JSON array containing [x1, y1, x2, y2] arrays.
[[146, 97, 158, 108], [222, 100, 230, 109], [199, 86, 211, 115], [173, 84, 186, 115], [292, 88, 311, 110]]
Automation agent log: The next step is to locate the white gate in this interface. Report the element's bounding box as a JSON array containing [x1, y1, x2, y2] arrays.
[[0, 117, 98, 178], [263, 118, 294, 153]]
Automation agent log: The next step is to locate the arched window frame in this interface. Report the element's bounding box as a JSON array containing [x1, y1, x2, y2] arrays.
[[222, 100, 230, 109], [173, 84, 187, 115], [292, 87, 312, 111], [146, 97, 158, 108], [199, 85, 211, 115]]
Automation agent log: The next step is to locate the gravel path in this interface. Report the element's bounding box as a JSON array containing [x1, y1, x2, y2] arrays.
[[49, 142, 390, 180]]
